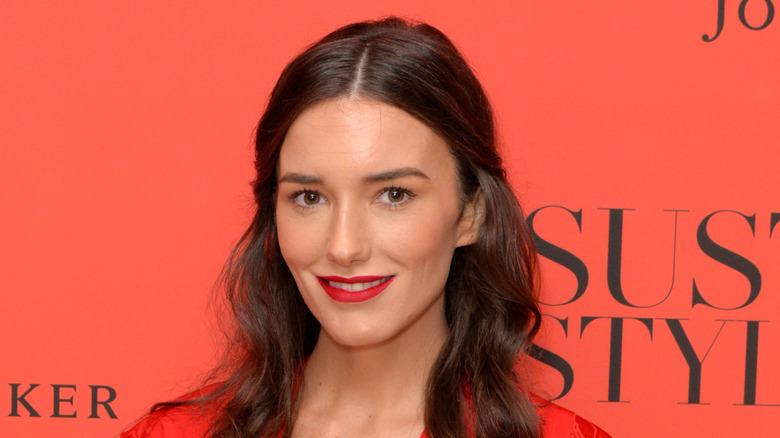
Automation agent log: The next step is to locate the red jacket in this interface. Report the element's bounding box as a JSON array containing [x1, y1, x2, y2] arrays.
[[121, 390, 611, 438]]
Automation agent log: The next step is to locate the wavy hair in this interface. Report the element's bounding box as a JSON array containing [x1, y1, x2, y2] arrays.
[[155, 17, 542, 438]]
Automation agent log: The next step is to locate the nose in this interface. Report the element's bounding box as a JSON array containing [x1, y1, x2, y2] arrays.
[[326, 202, 370, 266]]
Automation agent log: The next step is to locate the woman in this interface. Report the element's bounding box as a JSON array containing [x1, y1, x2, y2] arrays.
[[122, 17, 611, 438]]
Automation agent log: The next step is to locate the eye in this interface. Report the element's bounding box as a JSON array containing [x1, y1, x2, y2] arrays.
[[386, 188, 405, 203], [291, 189, 325, 207], [377, 186, 414, 206]]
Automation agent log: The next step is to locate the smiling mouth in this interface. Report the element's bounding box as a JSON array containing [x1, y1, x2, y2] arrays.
[[324, 277, 392, 291], [317, 275, 395, 303]]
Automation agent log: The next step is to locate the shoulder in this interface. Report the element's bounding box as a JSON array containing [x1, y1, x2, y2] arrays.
[[531, 394, 613, 438], [120, 385, 221, 438], [120, 404, 212, 438]]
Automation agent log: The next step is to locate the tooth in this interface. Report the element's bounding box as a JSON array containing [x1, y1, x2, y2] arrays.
[[327, 277, 389, 292]]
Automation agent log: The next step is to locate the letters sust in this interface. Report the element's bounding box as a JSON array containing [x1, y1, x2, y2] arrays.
[[528, 206, 779, 406]]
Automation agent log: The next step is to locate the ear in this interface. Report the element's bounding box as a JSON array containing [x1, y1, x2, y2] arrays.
[[456, 189, 485, 248]]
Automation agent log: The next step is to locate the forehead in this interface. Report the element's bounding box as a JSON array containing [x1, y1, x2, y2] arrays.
[[278, 99, 454, 176]]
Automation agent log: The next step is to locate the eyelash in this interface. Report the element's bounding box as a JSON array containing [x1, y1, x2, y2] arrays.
[[377, 185, 416, 208], [289, 188, 325, 209], [288, 186, 416, 209]]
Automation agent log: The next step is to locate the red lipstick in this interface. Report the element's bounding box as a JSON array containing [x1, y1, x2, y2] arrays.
[[317, 275, 394, 303]]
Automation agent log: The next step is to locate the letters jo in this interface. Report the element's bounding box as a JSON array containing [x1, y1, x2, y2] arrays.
[[703, 0, 775, 41]]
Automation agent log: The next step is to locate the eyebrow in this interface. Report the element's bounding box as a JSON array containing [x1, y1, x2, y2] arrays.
[[362, 167, 429, 183], [278, 173, 322, 184], [278, 167, 429, 184]]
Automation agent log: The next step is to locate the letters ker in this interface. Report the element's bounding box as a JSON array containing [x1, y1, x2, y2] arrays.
[[8, 384, 118, 419]]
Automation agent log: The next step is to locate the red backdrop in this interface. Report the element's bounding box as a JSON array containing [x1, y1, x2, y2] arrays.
[[1, 1, 777, 437]]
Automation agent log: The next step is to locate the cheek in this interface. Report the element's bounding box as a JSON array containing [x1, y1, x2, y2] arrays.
[[377, 207, 460, 269], [275, 211, 322, 272]]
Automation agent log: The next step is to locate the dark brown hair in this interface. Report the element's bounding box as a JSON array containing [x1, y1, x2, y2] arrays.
[[156, 16, 542, 438]]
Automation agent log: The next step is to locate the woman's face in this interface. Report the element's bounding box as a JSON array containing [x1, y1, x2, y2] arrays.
[[275, 98, 479, 349]]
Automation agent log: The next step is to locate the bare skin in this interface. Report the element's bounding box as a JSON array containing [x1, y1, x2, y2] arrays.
[[277, 99, 480, 437], [291, 300, 446, 438]]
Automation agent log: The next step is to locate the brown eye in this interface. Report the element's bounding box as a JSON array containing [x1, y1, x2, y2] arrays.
[[387, 189, 404, 202], [378, 187, 412, 205], [293, 190, 324, 207], [303, 191, 320, 205]]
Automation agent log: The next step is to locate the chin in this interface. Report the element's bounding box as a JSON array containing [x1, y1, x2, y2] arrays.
[[320, 322, 398, 349]]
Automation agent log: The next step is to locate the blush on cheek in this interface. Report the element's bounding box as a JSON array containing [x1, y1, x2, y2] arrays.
[[380, 212, 459, 278], [394, 209, 460, 249], [276, 213, 324, 263]]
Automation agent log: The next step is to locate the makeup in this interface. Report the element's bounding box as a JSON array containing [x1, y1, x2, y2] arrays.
[[317, 275, 394, 303], [277, 99, 463, 346]]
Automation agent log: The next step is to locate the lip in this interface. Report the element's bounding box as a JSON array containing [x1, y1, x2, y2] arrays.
[[317, 275, 394, 303]]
